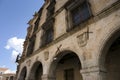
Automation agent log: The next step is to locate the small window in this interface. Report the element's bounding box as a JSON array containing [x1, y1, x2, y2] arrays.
[[67, 1, 91, 31]]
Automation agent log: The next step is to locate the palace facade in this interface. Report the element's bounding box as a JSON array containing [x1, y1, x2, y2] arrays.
[[16, 0, 120, 80]]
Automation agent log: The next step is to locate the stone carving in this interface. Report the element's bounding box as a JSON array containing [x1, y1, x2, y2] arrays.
[[83, 50, 92, 60], [26, 59, 31, 67], [44, 51, 49, 61], [77, 32, 88, 47]]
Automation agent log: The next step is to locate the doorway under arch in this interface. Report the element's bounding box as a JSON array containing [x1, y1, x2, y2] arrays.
[[105, 36, 120, 80], [28, 61, 43, 80], [49, 51, 83, 80], [99, 29, 120, 80]]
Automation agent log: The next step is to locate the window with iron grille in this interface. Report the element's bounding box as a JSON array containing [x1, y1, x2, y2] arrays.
[[67, 0, 91, 31], [41, 27, 54, 47], [40, 19, 54, 47], [46, 28, 53, 44]]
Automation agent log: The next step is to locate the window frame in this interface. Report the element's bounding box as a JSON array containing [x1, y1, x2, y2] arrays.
[[26, 35, 36, 56], [66, 0, 92, 31], [42, 26, 54, 46], [40, 18, 54, 47]]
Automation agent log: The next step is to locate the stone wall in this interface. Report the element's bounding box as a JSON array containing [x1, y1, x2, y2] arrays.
[[16, 0, 120, 80]]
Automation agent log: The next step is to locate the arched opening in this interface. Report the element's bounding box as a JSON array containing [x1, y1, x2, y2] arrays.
[[19, 67, 27, 80], [49, 51, 83, 80], [28, 61, 43, 80], [9, 76, 14, 80], [105, 36, 120, 80]]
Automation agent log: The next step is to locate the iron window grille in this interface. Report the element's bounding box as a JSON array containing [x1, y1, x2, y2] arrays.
[[66, 0, 92, 31]]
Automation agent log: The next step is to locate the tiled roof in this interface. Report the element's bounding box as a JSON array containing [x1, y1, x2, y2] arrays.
[[0, 68, 8, 72]]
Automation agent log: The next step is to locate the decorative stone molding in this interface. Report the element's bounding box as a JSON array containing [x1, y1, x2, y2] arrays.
[[36, 56, 39, 61], [26, 59, 31, 67], [94, 0, 120, 22]]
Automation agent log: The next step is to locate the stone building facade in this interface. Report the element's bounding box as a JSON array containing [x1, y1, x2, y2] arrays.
[[0, 68, 16, 80], [16, 0, 120, 80]]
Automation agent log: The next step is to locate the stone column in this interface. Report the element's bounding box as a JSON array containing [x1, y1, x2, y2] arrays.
[[42, 74, 56, 80], [81, 66, 107, 80]]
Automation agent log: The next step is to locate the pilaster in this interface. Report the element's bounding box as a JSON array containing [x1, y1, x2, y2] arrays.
[[42, 74, 56, 80], [81, 66, 107, 80]]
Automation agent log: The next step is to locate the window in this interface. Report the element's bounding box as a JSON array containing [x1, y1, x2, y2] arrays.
[[33, 8, 43, 33], [64, 69, 74, 80], [46, 0, 56, 20], [0, 72, 2, 74], [40, 19, 54, 47], [45, 27, 54, 44], [71, 2, 90, 26], [67, 0, 91, 31], [41, 27, 54, 47], [27, 35, 36, 56]]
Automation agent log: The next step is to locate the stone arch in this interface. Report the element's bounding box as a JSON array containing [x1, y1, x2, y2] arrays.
[[99, 26, 120, 80], [48, 50, 83, 80], [99, 26, 120, 68], [18, 67, 27, 80], [9, 76, 14, 80], [28, 61, 43, 80]]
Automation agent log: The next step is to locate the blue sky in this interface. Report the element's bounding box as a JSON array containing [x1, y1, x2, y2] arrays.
[[0, 0, 44, 72]]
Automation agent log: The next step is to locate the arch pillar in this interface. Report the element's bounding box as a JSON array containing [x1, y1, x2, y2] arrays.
[[42, 74, 55, 80], [18, 67, 27, 80], [81, 66, 107, 80], [26, 72, 35, 80]]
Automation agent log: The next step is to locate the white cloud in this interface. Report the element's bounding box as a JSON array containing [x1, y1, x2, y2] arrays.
[[4, 69, 16, 74], [5, 45, 10, 49], [11, 50, 19, 60], [5, 37, 25, 60]]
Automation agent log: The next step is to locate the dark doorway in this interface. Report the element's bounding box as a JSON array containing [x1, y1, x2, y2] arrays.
[[19, 67, 27, 80], [29, 62, 43, 80], [105, 37, 120, 80]]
